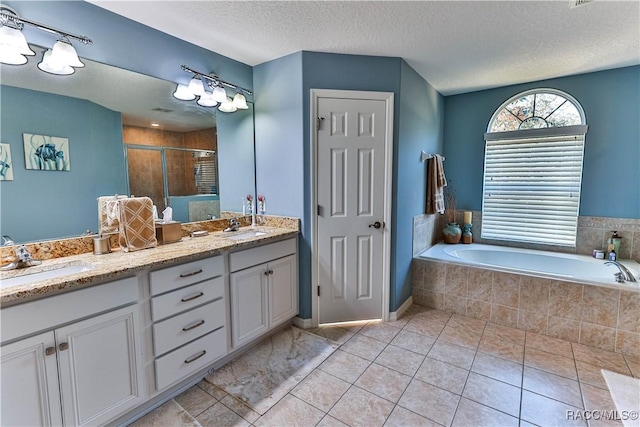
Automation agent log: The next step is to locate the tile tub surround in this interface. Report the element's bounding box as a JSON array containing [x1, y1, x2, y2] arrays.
[[412, 258, 640, 356], [0, 225, 298, 306], [0, 215, 300, 262], [133, 305, 640, 427]]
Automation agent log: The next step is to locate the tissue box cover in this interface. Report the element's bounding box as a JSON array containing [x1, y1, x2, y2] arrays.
[[118, 197, 158, 252], [155, 221, 182, 244]]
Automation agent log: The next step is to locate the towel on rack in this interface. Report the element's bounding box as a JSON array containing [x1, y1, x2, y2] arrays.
[[426, 154, 447, 214], [118, 197, 157, 252], [98, 195, 128, 234]]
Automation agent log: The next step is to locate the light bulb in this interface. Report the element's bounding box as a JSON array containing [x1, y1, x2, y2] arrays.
[[37, 49, 74, 75], [173, 84, 196, 100], [0, 26, 35, 57], [218, 97, 237, 113], [188, 76, 206, 96], [49, 39, 84, 68], [211, 85, 228, 103], [197, 93, 218, 107], [232, 92, 249, 109]]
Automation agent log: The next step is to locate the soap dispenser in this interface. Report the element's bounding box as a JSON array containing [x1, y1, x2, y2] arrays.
[[608, 231, 622, 258]]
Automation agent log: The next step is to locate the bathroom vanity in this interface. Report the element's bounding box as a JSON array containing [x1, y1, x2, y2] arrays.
[[0, 226, 299, 426]]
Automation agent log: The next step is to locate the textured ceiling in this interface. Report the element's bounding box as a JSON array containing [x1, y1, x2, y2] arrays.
[[90, 1, 639, 95]]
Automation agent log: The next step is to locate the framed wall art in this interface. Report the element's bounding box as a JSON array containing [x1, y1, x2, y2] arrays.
[[23, 133, 70, 171]]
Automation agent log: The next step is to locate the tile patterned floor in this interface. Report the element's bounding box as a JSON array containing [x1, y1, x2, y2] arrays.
[[130, 305, 639, 427]]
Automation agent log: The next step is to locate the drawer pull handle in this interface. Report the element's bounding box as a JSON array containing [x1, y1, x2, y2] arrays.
[[59, 342, 69, 351], [181, 292, 204, 302], [45, 347, 56, 356], [182, 319, 205, 332], [185, 350, 207, 364], [179, 269, 203, 278]]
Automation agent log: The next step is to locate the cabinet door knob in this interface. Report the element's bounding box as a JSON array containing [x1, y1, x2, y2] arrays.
[[264, 270, 269, 276], [269, 270, 274, 275], [45, 347, 56, 356], [59, 342, 69, 351]]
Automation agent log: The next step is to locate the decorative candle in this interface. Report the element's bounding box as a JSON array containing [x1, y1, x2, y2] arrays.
[[463, 211, 472, 224]]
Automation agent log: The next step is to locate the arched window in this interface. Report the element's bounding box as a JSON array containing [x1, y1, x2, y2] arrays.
[[482, 89, 588, 247]]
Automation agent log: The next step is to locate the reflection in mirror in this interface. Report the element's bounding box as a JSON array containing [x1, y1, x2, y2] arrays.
[[0, 47, 255, 244]]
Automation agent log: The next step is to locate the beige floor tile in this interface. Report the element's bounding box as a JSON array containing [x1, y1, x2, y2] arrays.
[[329, 386, 395, 427], [483, 322, 526, 345], [355, 363, 412, 403], [375, 344, 425, 376], [462, 372, 521, 417], [428, 340, 476, 370], [447, 314, 487, 335], [413, 308, 452, 323], [521, 390, 587, 427], [174, 385, 218, 418], [317, 415, 349, 427], [198, 379, 228, 400], [219, 395, 261, 424], [471, 352, 523, 387], [451, 397, 519, 427], [524, 346, 578, 380], [384, 316, 411, 329], [196, 402, 249, 427], [359, 322, 402, 343], [438, 325, 482, 349], [572, 343, 631, 374], [523, 366, 583, 408], [526, 331, 574, 358], [478, 334, 524, 364], [318, 349, 370, 383], [576, 360, 610, 390], [309, 326, 355, 344], [130, 399, 200, 427], [398, 378, 460, 426], [624, 354, 640, 378], [581, 383, 623, 427], [404, 316, 448, 337], [290, 370, 350, 412], [384, 406, 440, 427], [415, 357, 469, 395], [255, 395, 324, 427], [340, 333, 388, 361], [390, 330, 436, 355]]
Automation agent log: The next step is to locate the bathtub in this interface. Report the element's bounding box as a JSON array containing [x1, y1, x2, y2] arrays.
[[417, 242, 640, 289]]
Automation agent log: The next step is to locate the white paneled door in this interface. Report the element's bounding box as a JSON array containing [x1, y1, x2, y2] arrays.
[[315, 92, 392, 324]]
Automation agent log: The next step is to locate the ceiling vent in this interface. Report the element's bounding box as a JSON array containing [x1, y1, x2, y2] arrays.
[[571, 0, 594, 8], [151, 107, 173, 113]]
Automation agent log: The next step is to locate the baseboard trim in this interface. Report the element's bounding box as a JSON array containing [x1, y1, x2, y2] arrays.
[[293, 316, 313, 329], [389, 296, 413, 321]]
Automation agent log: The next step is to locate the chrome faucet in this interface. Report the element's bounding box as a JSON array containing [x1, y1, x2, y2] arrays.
[[605, 261, 637, 283], [224, 218, 241, 232], [0, 245, 42, 270]]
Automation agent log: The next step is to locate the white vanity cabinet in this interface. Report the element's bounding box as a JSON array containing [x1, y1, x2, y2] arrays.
[[149, 255, 228, 391], [229, 238, 298, 349], [0, 277, 145, 426]]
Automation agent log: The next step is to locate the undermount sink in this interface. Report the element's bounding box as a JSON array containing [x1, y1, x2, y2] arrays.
[[0, 263, 94, 289], [223, 230, 267, 240]]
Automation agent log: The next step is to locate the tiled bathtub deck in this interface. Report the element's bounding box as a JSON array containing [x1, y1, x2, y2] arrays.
[[131, 306, 639, 427]]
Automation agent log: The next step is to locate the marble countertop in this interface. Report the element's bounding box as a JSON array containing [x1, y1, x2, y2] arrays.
[[0, 226, 298, 307]]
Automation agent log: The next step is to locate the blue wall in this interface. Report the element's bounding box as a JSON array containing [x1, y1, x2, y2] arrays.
[[444, 65, 640, 218], [254, 51, 445, 317], [0, 86, 127, 242]]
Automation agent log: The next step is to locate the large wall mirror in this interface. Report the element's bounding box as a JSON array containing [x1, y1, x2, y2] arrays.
[[0, 47, 256, 244]]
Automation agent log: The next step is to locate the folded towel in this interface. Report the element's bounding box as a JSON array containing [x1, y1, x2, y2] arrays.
[[98, 195, 128, 234], [426, 154, 447, 214], [118, 197, 157, 252]]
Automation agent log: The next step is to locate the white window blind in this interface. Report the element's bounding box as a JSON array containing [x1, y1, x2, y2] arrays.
[[481, 135, 585, 247]]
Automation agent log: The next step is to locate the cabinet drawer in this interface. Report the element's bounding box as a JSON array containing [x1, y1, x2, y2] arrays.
[[229, 238, 296, 272], [153, 299, 226, 356], [151, 276, 224, 322], [154, 327, 227, 391], [150, 256, 223, 296]]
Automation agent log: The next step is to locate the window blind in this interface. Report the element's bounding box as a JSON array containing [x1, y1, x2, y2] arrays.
[[194, 156, 218, 195], [481, 135, 585, 247]]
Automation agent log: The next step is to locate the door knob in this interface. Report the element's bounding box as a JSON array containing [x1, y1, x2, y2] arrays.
[[368, 221, 383, 229]]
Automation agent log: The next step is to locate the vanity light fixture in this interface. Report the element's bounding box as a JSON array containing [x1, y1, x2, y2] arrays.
[[175, 65, 252, 113], [0, 6, 92, 73]]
